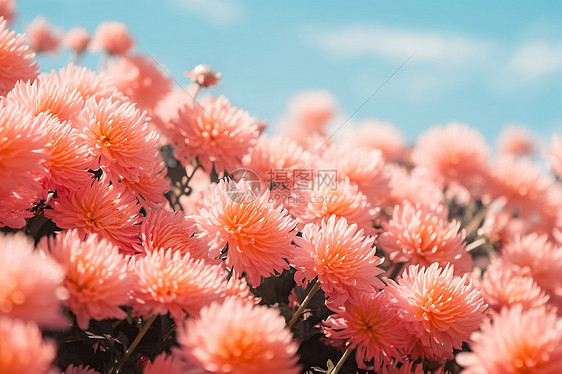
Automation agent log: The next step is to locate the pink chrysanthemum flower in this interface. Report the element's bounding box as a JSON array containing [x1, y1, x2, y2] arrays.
[[119, 158, 169, 208], [0, 17, 38, 95], [141, 209, 208, 259], [380, 361, 448, 374], [225, 276, 260, 304], [90, 21, 133, 55], [319, 144, 390, 208], [177, 298, 300, 374], [106, 54, 172, 111], [75, 97, 160, 182], [343, 119, 408, 162], [143, 353, 184, 374], [0, 186, 43, 228], [323, 291, 412, 370], [41, 114, 93, 192], [55, 64, 125, 103], [497, 124, 537, 157], [481, 261, 550, 312], [388, 166, 444, 207], [62, 364, 100, 374], [6, 73, 84, 122], [132, 248, 226, 320], [411, 122, 490, 198], [184, 64, 222, 88], [63, 27, 90, 56], [387, 263, 487, 360], [169, 95, 260, 174], [40, 229, 134, 330], [26, 16, 61, 53], [291, 178, 378, 235], [0, 317, 55, 374], [457, 305, 562, 373], [194, 179, 297, 286], [547, 133, 562, 178], [45, 178, 142, 254], [287, 89, 337, 135], [378, 201, 472, 274], [292, 215, 384, 306], [0, 232, 67, 328], [0, 1, 15, 24]]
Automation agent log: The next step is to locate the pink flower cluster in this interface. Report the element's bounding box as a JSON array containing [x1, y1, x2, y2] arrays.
[[1, 9, 562, 374]]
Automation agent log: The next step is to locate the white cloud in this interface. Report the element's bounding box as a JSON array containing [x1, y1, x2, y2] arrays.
[[309, 24, 492, 65], [509, 41, 562, 79], [177, 0, 246, 26]]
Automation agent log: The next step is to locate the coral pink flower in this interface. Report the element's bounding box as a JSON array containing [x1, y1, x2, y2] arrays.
[[0, 186, 43, 228], [26, 16, 61, 53], [377, 201, 472, 274], [143, 353, 184, 374], [0, 317, 55, 374], [106, 54, 172, 110], [132, 248, 226, 320], [457, 305, 562, 373], [388, 165, 443, 207], [184, 64, 222, 88], [62, 365, 100, 374], [141, 208, 208, 259], [319, 144, 390, 208], [90, 21, 133, 55], [324, 291, 412, 370], [380, 361, 448, 374], [287, 89, 337, 134], [292, 215, 384, 306], [151, 88, 192, 138], [169, 95, 260, 174], [0, 1, 15, 24], [75, 97, 160, 182], [343, 119, 408, 162], [0, 232, 67, 328], [63, 27, 90, 55], [177, 298, 300, 374], [497, 125, 537, 157], [225, 276, 260, 304], [411, 122, 490, 198], [481, 261, 550, 312], [0, 17, 38, 94], [547, 133, 562, 178], [40, 229, 134, 330], [55, 64, 124, 103], [387, 263, 487, 360], [119, 158, 169, 208], [194, 179, 297, 286], [6, 73, 85, 122], [45, 178, 142, 254]]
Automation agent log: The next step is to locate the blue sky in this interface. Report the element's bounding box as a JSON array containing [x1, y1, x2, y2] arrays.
[[14, 0, 562, 143]]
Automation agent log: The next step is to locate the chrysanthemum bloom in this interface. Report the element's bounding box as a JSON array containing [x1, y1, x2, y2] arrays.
[[388, 166, 443, 207], [143, 353, 184, 374], [169, 95, 260, 174], [75, 97, 160, 182], [194, 179, 297, 286], [0, 317, 55, 374], [0, 186, 43, 228], [411, 122, 490, 199], [324, 291, 412, 370], [225, 276, 260, 304], [287, 89, 337, 135], [380, 361, 448, 374], [62, 364, 100, 374], [319, 144, 390, 208], [55, 64, 125, 103], [132, 249, 226, 320], [342, 119, 408, 162], [120, 158, 169, 208], [481, 261, 550, 312], [0, 18, 38, 94], [26, 16, 61, 53], [377, 201, 472, 274], [497, 124, 537, 157], [6, 73, 85, 122], [45, 178, 142, 254], [547, 133, 562, 178], [141, 209, 208, 259], [90, 21, 133, 55], [151, 88, 192, 138], [177, 298, 300, 374], [185, 64, 222, 87], [387, 263, 487, 359], [0, 232, 67, 328], [106, 54, 172, 111], [291, 178, 378, 235], [457, 305, 562, 373], [41, 114, 93, 192], [40, 229, 134, 330], [0, 0, 15, 24], [63, 27, 90, 56], [292, 215, 384, 306]]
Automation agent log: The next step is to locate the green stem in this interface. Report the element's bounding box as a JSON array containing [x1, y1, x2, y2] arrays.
[[330, 347, 353, 374], [287, 279, 321, 329], [114, 314, 157, 374]]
